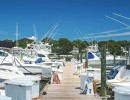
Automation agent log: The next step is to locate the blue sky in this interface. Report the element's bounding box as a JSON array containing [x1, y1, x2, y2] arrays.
[[0, 0, 130, 41]]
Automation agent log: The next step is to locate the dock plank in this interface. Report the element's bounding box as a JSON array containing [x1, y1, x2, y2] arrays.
[[37, 62, 99, 100]]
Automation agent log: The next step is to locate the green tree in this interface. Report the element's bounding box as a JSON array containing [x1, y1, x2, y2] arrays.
[[41, 38, 52, 43], [72, 39, 87, 52], [98, 40, 121, 55], [57, 38, 73, 55], [16, 38, 33, 48], [50, 39, 59, 53], [3, 39, 13, 42], [117, 40, 129, 51], [108, 40, 121, 55]]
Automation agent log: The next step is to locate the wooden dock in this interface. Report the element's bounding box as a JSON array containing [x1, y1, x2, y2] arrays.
[[37, 62, 100, 100]]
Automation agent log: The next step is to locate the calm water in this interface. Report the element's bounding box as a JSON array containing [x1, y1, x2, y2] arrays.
[[97, 87, 114, 100]]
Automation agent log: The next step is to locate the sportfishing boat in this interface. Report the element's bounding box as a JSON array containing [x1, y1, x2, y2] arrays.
[[107, 65, 130, 100], [0, 50, 52, 75], [107, 65, 130, 87], [82, 43, 127, 67], [13, 44, 65, 76]]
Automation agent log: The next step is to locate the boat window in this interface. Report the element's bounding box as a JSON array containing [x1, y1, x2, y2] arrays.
[[37, 54, 45, 57], [0, 51, 8, 56], [88, 52, 94, 59]]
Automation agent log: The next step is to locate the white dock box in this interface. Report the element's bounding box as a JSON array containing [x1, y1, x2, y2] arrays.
[[8, 76, 41, 99], [4, 79, 33, 100], [24, 76, 41, 98], [80, 70, 94, 90], [0, 95, 12, 100], [113, 87, 130, 100], [80, 73, 87, 89]]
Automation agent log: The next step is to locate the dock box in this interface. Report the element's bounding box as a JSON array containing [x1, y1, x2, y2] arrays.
[[80, 73, 87, 89], [4, 79, 33, 100], [6, 76, 41, 99], [23, 76, 41, 98]]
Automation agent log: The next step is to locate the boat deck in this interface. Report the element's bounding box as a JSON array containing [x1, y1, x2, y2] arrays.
[[36, 62, 100, 100]]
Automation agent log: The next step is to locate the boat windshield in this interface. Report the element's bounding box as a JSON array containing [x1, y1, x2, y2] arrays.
[[95, 52, 101, 57], [0, 51, 8, 56], [95, 51, 112, 57]]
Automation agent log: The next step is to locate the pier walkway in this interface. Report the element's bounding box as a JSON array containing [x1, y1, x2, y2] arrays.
[[37, 62, 100, 100]]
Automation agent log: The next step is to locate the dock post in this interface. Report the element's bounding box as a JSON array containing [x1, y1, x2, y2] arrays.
[[85, 48, 88, 69], [101, 45, 106, 100], [80, 52, 82, 63], [128, 45, 130, 64]]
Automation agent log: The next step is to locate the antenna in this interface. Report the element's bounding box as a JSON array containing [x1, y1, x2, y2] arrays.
[[40, 21, 60, 42], [16, 22, 19, 47], [87, 27, 129, 36], [74, 29, 90, 46], [76, 28, 91, 45], [47, 23, 59, 42], [33, 24, 37, 42], [107, 41, 108, 50], [48, 28, 60, 43]]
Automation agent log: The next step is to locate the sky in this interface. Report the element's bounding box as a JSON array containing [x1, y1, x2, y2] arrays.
[[0, 0, 130, 42]]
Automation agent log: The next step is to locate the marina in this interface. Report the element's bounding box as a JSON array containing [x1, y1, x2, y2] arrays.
[[0, 40, 130, 100], [0, 41, 129, 100], [0, 1, 130, 100]]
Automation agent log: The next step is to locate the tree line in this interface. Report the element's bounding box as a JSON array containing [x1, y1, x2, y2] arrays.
[[3, 38, 130, 55]]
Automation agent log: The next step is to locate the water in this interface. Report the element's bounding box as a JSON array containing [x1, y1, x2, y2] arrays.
[[40, 80, 50, 92], [97, 87, 114, 100]]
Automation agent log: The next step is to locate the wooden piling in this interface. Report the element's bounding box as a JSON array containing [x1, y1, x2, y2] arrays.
[[101, 45, 106, 99], [128, 45, 130, 64], [80, 52, 82, 63], [77, 54, 79, 61], [85, 48, 88, 69]]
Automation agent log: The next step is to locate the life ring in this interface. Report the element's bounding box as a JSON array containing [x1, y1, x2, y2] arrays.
[[53, 72, 60, 84]]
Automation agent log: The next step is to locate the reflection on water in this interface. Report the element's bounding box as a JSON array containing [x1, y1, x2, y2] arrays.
[[40, 80, 49, 91], [97, 87, 114, 100]]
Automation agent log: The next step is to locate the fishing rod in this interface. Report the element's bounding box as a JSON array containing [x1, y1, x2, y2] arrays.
[[106, 16, 130, 27], [113, 13, 130, 20]]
